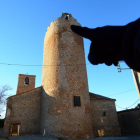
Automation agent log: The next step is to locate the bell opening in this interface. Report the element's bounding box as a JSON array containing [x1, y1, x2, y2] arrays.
[[65, 15, 69, 20]]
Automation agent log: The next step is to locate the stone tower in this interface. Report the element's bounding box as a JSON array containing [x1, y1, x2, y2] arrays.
[[16, 74, 36, 94], [41, 13, 93, 139]]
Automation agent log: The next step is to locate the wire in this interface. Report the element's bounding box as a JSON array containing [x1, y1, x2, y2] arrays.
[[116, 99, 140, 109], [0, 62, 131, 69], [121, 68, 131, 70], [127, 99, 140, 108], [0, 62, 91, 67], [116, 104, 127, 109], [117, 61, 131, 72], [108, 88, 136, 96]]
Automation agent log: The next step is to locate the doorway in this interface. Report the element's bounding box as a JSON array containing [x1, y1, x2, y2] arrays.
[[11, 124, 20, 136]]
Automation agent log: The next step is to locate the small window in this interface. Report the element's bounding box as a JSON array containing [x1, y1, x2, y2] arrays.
[[65, 15, 69, 20], [73, 96, 81, 107], [102, 112, 106, 116], [24, 77, 29, 86]]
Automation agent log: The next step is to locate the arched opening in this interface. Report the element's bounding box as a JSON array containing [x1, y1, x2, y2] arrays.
[[65, 14, 69, 20], [24, 77, 29, 86]]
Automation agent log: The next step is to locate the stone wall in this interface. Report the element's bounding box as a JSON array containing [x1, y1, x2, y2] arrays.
[[3, 87, 42, 137], [117, 109, 140, 134], [90, 99, 121, 137], [41, 13, 93, 139], [16, 74, 36, 95]]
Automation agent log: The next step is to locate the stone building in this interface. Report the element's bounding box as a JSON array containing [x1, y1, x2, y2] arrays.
[[3, 13, 121, 139], [117, 108, 140, 134], [90, 93, 121, 137]]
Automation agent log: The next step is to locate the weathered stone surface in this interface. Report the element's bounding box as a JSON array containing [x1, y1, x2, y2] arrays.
[[41, 13, 93, 139], [16, 74, 36, 95], [90, 94, 121, 137], [118, 109, 140, 134], [4, 87, 42, 137]]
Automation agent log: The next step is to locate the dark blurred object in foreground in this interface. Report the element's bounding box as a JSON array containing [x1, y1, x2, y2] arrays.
[[71, 18, 140, 72]]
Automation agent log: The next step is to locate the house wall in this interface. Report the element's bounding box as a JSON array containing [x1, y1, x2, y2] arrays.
[[3, 87, 42, 137], [117, 109, 140, 134], [90, 99, 121, 137]]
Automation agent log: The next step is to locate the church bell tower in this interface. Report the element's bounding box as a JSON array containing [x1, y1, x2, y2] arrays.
[[16, 74, 36, 95]]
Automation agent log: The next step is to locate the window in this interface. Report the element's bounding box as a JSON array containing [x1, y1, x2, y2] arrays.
[[102, 112, 106, 116], [24, 77, 29, 86], [65, 14, 69, 20], [73, 96, 81, 107]]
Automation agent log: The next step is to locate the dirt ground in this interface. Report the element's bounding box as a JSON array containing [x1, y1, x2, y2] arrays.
[[1, 135, 140, 140]]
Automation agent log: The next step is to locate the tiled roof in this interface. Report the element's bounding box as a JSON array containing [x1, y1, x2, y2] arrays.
[[89, 92, 116, 101], [7, 86, 42, 99]]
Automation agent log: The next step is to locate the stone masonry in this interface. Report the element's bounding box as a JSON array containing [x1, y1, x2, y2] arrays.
[[3, 13, 121, 139], [4, 87, 42, 136], [16, 74, 36, 95], [118, 109, 140, 134], [90, 93, 121, 137], [41, 13, 93, 139]]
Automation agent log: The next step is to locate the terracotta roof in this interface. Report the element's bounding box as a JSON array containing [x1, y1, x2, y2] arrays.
[[7, 86, 42, 99], [89, 92, 116, 101]]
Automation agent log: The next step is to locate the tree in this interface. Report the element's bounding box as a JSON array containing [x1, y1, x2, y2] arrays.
[[0, 85, 12, 118], [135, 103, 140, 109]]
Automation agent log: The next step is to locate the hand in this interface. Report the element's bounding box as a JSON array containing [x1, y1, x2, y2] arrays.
[[71, 22, 140, 72], [71, 25, 120, 66]]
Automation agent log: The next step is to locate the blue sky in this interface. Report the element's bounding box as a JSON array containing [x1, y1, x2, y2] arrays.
[[0, 0, 140, 118]]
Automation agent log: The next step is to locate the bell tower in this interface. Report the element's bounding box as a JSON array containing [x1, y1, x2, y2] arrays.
[[41, 13, 93, 139], [16, 74, 36, 95]]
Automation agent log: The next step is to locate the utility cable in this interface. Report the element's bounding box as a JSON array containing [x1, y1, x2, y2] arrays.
[[109, 88, 136, 96], [0, 62, 91, 67], [116, 99, 140, 109], [126, 99, 140, 108], [0, 62, 131, 69], [116, 104, 127, 109], [121, 68, 131, 70]]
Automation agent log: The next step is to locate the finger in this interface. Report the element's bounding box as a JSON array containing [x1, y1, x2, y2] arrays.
[[71, 25, 93, 40]]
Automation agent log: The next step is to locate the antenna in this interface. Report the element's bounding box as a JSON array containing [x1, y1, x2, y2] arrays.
[[117, 61, 130, 72]]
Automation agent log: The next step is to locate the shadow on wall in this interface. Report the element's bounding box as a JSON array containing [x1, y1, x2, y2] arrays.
[[0, 119, 4, 128], [0, 119, 4, 138]]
